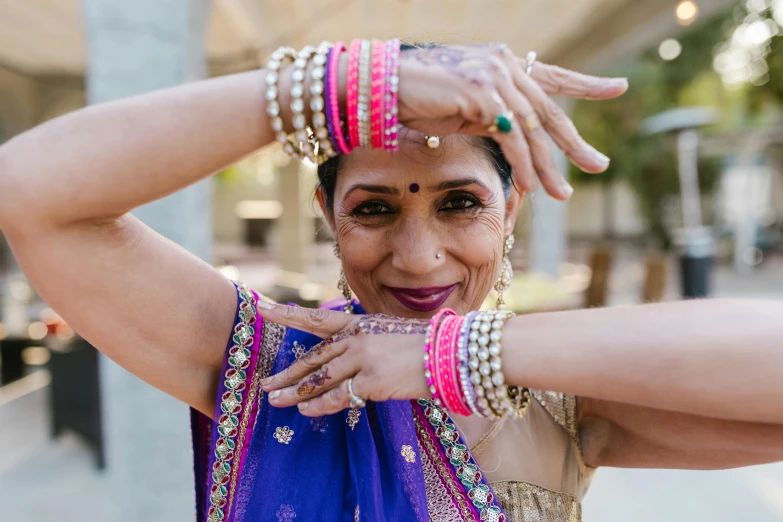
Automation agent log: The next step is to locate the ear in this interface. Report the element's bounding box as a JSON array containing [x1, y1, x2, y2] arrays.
[[503, 187, 524, 237], [316, 186, 337, 235]]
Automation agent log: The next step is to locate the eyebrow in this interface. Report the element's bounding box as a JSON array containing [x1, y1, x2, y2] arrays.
[[430, 177, 491, 192], [344, 183, 401, 199]]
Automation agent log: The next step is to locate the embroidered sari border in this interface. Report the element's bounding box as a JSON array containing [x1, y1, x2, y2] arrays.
[[414, 399, 508, 522], [205, 284, 258, 522]]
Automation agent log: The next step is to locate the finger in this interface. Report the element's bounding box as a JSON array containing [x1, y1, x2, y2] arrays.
[[262, 338, 348, 391], [494, 78, 571, 200], [522, 59, 629, 100], [298, 379, 353, 417], [256, 302, 356, 338], [269, 352, 357, 407], [512, 68, 610, 174], [480, 90, 538, 193]]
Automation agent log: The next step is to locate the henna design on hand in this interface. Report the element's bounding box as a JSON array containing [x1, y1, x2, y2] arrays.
[[297, 367, 331, 397]]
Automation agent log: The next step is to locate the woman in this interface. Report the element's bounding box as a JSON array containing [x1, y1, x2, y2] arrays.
[[0, 40, 781, 522]]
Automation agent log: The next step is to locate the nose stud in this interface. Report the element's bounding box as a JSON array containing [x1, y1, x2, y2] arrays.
[[436, 253, 442, 259]]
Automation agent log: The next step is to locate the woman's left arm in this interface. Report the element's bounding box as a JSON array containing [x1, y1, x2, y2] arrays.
[[256, 298, 783, 469], [503, 298, 783, 425], [501, 298, 783, 468]]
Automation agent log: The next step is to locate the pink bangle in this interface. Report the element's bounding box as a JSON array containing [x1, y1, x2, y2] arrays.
[[384, 39, 400, 151], [424, 309, 455, 406], [370, 40, 386, 150], [346, 39, 362, 151], [434, 315, 472, 416], [327, 41, 351, 155]]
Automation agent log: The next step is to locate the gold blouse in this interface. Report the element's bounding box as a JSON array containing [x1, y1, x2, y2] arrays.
[[446, 390, 595, 522]]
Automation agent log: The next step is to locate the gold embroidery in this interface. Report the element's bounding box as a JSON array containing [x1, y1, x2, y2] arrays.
[[491, 480, 582, 522], [292, 341, 307, 360], [401, 445, 416, 463], [347, 408, 361, 430], [274, 426, 295, 444], [414, 413, 474, 520], [208, 285, 256, 522], [227, 326, 267, 510]]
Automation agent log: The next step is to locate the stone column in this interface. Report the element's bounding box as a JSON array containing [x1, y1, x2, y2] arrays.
[[529, 100, 573, 277], [82, 2, 212, 521], [276, 160, 314, 275]]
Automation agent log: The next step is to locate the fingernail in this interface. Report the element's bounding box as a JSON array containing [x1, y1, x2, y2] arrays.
[[257, 300, 274, 310], [261, 377, 272, 387], [298, 401, 309, 411], [594, 150, 610, 166], [562, 181, 574, 198], [270, 390, 281, 399]]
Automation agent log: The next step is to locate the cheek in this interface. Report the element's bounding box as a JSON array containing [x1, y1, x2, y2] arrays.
[[334, 219, 386, 274]]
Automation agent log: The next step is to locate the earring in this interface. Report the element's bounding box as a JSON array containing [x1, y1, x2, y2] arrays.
[[333, 243, 354, 314], [494, 235, 515, 310]]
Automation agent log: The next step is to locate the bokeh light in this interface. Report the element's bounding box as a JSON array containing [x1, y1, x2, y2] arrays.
[[659, 39, 683, 60], [676, 0, 699, 25]]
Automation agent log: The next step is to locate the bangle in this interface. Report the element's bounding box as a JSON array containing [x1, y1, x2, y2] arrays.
[[459, 311, 481, 416], [435, 315, 472, 416], [468, 309, 515, 417], [370, 40, 386, 150], [289, 45, 316, 160], [383, 38, 400, 151], [346, 39, 362, 151], [310, 41, 336, 163], [265, 46, 298, 157], [423, 309, 456, 406], [357, 39, 372, 149], [326, 41, 351, 155]]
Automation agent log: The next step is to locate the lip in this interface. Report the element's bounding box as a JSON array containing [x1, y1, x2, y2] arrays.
[[385, 284, 458, 313]]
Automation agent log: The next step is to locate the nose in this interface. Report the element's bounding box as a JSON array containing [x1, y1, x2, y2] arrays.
[[390, 218, 445, 277]]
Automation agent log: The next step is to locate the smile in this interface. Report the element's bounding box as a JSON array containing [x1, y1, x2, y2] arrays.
[[384, 284, 458, 313]]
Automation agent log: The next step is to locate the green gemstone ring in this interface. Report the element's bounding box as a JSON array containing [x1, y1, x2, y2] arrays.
[[488, 111, 514, 134]]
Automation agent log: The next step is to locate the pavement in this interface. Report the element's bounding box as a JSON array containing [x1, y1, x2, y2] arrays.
[[1, 246, 783, 522]]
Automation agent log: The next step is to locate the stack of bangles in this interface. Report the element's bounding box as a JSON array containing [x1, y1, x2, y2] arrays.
[[265, 39, 401, 164], [424, 309, 531, 419]]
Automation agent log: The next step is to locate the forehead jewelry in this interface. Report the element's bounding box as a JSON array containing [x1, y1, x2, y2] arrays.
[[409, 183, 420, 193], [424, 135, 440, 149]]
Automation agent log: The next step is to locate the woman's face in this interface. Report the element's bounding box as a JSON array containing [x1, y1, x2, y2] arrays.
[[320, 133, 522, 318]]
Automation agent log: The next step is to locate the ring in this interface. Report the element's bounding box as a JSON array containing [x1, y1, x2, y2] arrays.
[[347, 378, 366, 409], [487, 111, 515, 134], [525, 51, 537, 75]]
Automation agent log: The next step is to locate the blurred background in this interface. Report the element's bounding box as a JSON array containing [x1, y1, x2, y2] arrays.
[[1, 0, 782, 521]]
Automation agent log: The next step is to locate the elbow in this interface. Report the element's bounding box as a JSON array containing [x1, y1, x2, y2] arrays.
[[0, 140, 44, 235]]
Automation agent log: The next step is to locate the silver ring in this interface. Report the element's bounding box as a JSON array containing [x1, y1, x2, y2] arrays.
[[525, 51, 537, 75], [347, 378, 366, 409]]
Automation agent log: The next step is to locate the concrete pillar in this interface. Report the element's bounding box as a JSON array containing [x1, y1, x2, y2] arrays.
[[82, 1, 212, 521], [276, 160, 314, 274], [529, 100, 573, 278]]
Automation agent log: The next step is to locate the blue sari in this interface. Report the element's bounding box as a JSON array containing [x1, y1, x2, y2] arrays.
[[191, 284, 508, 522]]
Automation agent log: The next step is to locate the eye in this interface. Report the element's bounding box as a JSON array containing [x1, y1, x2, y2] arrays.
[[353, 201, 394, 216], [440, 194, 480, 212]]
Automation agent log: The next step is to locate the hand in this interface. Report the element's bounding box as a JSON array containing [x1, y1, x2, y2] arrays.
[[257, 303, 431, 416], [397, 44, 628, 200]]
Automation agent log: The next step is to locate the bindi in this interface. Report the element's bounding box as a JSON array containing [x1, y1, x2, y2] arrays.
[[409, 183, 420, 193]]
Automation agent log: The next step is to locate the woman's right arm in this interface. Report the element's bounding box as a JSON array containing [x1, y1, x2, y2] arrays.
[[0, 45, 622, 416], [0, 70, 278, 416]]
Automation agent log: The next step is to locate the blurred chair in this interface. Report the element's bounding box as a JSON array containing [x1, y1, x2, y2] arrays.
[[641, 253, 667, 303], [583, 247, 613, 308], [47, 336, 105, 468]]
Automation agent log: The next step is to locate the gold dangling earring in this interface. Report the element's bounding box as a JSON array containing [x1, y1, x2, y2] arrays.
[[333, 243, 354, 314], [494, 235, 515, 310]]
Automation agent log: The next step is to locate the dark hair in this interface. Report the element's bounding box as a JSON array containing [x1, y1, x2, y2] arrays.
[[316, 43, 513, 209]]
